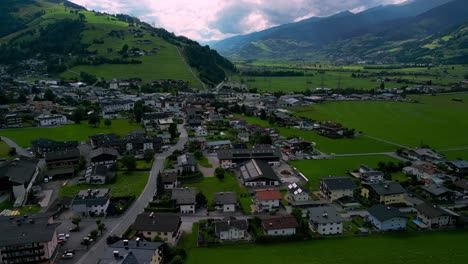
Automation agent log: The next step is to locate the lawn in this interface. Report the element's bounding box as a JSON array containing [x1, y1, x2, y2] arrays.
[[60, 171, 149, 198], [0, 140, 11, 158], [0, 201, 42, 215], [186, 231, 468, 264], [196, 156, 213, 168], [236, 115, 396, 154], [439, 149, 468, 161], [185, 173, 252, 213], [291, 93, 468, 150], [291, 155, 401, 190], [0, 119, 142, 147]]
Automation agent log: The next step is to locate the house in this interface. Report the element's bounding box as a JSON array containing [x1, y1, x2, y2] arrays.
[[238, 159, 280, 187], [0, 157, 41, 207], [359, 165, 384, 182], [124, 132, 162, 154], [84, 165, 116, 184], [282, 138, 313, 153], [367, 204, 407, 231], [407, 148, 444, 162], [45, 148, 80, 169], [157, 118, 174, 131], [4, 113, 22, 128], [403, 162, 448, 184], [215, 216, 248, 241], [90, 147, 119, 165], [453, 179, 468, 195], [161, 169, 178, 190], [141, 112, 170, 131], [31, 138, 78, 156], [35, 114, 67, 127], [308, 206, 345, 235], [446, 160, 468, 176], [254, 189, 282, 212], [416, 203, 457, 228], [89, 134, 121, 149], [213, 192, 237, 212], [204, 140, 232, 150], [0, 214, 60, 264], [71, 188, 111, 216], [102, 239, 163, 264], [287, 183, 310, 202], [133, 212, 182, 245], [171, 187, 196, 214], [237, 133, 249, 142], [260, 215, 299, 236], [361, 181, 406, 205], [217, 145, 281, 169], [101, 99, 134, 116], [320, 177, 357, 201], [176, 153, 196, 174], [195, 126, 208, 137], [420, 184, 458, 201]]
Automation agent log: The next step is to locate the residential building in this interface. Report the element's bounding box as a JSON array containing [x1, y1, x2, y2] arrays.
[[407, 148, 444, 162], [217, 145, 281, 168], [35, 114, 67, 127], [367, 205, 407, 231], [102, 239, 163, 264], [254, 189, 282, 212], [308, 206, 345, 235], [101, 99, 134, 116], [416, 203, 457, 228], [260, 215, 299, 236], [195, 126, 208, 137], [31, 138, 78, 156], [176, 153, 196, 174], [237, 132, 249, 142], [420, 184, 458, 201], [161, 169, 178, 190], [361, 181, 406, 205], [446, 160, 468, 176], [0, 214, 60, 264], [0, 157, 41, 207], [215, 216, 248, 241], [213, 192, 237, 212], [359, 164, 384, 182], [133, 212, 181, 245], [238, 159, 280, 187], [320, 177, 357, 201], [171, 188, 196, 214], [453, 179, 468, 195], [287, 183, 310, 202], [71, 188, 111, 216], [90, 147, 119, 165], [403, 162, 448, 184], [84, 165, 116, 184], [4, 114, 22, 128], [45, 148, 80, 169], [89, 134, 121, 149]]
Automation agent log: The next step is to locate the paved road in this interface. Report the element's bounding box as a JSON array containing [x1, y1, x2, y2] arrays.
[[0, 136, 32, 157], [76, 124, 188, 264], [334, 152, 409, 162], [362, 134, 409, 149]]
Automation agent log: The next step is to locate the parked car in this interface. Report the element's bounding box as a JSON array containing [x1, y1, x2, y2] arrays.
[[62, 252, 74, 259]]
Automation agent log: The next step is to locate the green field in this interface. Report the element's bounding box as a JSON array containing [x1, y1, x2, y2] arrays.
[[236, 115, 395, 154], [186, 231, 468, 264], [0, 140, 11, 158], [292, 94, 468, 150], [0, 119, 141, 147], [60, 171, 149, 197], [291, 155, 402, 189], [440, 149, 468, 161], [185, 174, 252, 213]]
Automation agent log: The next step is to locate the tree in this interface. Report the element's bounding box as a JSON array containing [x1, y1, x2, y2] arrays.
[[156, 172, 164, 196], [188, 140, 200, 152], [72, 216, 81, 228], [90, 230, 99, 239], [88, 113, 101, 127], [121, 155, 136, 171], [215, 167, 225, 180], [71, 107, 86, 124], [133, 101, 144, 123], [196, 191, 207, 206], [96, 220, 106, 236], [82, 238, 91, 249], [169, 123, 177, 139], [104, 119, 112, 127], [44, 89, 55, 101], [260, 109, 267, 120], [120, 44, 129, 54], [193, 149, 203, 160], [380, 81, 385, 89], [8, 147, 16, 157], [292, 207, 303, 222], [144, 150, 155, 163]]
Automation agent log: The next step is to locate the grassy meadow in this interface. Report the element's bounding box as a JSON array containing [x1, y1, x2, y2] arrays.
[[0, 119, 141, 147]]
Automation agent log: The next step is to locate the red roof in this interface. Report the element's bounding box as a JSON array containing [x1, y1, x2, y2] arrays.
[[256, 189, 282, 201]]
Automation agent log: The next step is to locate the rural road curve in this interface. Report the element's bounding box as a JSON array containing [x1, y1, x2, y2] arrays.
[[76, 124, 188, 264], [0, 136, 32, 157]]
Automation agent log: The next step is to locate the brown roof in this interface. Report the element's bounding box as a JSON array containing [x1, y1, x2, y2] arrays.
[[454, 179, 468, 191], [261, 215, 299, 230], [255, 189, 282, 201]]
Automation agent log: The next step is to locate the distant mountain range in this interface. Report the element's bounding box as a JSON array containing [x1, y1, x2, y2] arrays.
[[212, 0, 468, 64]]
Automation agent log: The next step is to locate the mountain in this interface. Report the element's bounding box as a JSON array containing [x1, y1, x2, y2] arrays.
[[0, 0, 235, 87], [212, 0, 467, 63]]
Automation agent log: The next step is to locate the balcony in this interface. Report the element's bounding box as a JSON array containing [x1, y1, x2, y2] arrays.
[[2, 245, 44, 253]]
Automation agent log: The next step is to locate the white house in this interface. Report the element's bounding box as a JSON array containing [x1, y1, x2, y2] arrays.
[[172, 188, 196, 214], [213, 192, 237, 212], [287, 183, 310, 202], [195, 126, 208, 137], [261, 215, 299, 236], [35, 114, 68, 127], [320, 177, 357, 201], [367, 205, 407, 231], [215, 217, 248, 241], [416, 203, 457, 228], [71, 188, 111, 216], [308, 206, 345, 235]]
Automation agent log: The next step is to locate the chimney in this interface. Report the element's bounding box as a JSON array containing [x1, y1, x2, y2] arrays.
[[113, 251, 120, 258], [123, 239, 129, 246], [136, 237, 140, 247]]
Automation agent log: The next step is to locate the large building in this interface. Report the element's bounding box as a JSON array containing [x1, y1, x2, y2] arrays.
[[238, 159, 280, 187], [71, 188, 111, 216], [308, 206, 345, 235], [361, 181, 406, 205], [45, 148, 80, 169], [31, 138, 78, 157], [416, 203, 457, 228], [35, 114, 67, 127], [101, 239, 163, 264], [133, 212, 182, 245], [320, 177, 357, 201], [217, 145, 281, 169], [0, 214, 60, 264]]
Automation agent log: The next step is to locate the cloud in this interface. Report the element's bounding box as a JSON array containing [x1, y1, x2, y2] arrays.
[[70, 0, 408, 42]]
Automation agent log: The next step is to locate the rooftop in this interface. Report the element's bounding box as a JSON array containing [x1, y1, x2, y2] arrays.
[[0, 214, 60, 247], [321, 177, 357, 190], [368, 204, 407, 222], [261, 215, 299, 230], [133, 212, 181, 232], [365, 181, 406, 195], [239, 159, 280, 183], [308, 206, 345, 224], [172, 187, 196, 205], [255, 189, 282, 201], [213, 192, 237, 205]]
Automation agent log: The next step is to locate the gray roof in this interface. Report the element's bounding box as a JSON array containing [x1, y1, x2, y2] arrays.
[[239, 159, 279, 183], [45, 148, 80, 162], [72, 188, 111, 206], [416, 203, 455, 218], [177, 153, 196, 166], [0, 157, 39, 185], [0, 214, 60, 247], [133, 212, 181, 232], [308, 206, 345, 224], [446, 160, 468, 169], [217, 145, 281, 160], [213, 192, 237, 205], [171, 187, 196, 205], [321, 177, 357, 190], [102, 240, 163, 264], [215, 217, 248, 234], [366, 181, 406, 195], [420, 184, 452, 196], [89, 147, 119, 159], [368, 205, 407, 222], [454, 179, 468, 191], [161, 169, 177, 183]]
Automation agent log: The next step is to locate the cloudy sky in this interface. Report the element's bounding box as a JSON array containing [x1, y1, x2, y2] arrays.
[[71, 0, 407, 42]]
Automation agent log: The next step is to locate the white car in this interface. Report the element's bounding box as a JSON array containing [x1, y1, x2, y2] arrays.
[[62, 252, 74, 259]]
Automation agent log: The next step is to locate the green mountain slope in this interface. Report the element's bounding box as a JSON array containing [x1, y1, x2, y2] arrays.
[[0, 0, 235, 87]]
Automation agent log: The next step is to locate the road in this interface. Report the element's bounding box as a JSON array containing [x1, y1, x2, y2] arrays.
[[75, 124, 188, 264], [1, 136, 32, 157], [334, 152, 409, 162], [362, 134, 409, 149]]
